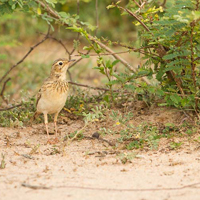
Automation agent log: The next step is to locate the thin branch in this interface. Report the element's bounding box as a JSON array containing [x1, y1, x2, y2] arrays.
[[87, 35, 135, 72], [68, 81, 111, 91], [133, 0, 142, 8], [196, 0, 200, 10], [117, 43, 159, 58], [0, 78, 11, 104], [72, 50, 130, 57], [95, 0, 99, 35], [47, 35, 70, 54], [0, 103, 22, 111], [160, 0, 167, 7], [70, 0, 81, 56], [0, 27, 50, 85], [77, 0, 80, 15], [117, 6, 150, 32]]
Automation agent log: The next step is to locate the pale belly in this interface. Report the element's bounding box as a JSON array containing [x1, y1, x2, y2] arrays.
[[37, 90, 68, 114]]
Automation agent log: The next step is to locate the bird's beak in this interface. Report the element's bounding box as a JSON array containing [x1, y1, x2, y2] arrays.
[[69, 59, 76, 63]]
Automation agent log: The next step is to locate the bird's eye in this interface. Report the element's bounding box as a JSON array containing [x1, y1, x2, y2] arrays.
[[59, 62, 63, 66]]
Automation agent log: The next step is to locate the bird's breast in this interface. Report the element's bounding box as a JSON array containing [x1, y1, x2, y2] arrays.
[[37, 81, 69, 114]]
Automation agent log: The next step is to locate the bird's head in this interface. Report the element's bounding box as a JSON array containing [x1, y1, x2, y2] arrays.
[[52, 58, 75, 73], [50, 58, 75, 79]]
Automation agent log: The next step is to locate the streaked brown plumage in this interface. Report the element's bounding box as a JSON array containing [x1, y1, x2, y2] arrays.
[[33, 58, 75, 143]]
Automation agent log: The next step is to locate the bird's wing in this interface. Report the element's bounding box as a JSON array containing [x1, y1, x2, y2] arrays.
[[36, 89, 42, 107], [36, 78, 52, 107]]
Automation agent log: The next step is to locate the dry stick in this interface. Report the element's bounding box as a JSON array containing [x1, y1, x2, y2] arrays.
[[68, 81, 111, 92], [21, 181, 200, 191], [0, 103, 22, 111], [0, 29, 50, 85], [22, 183, 51, 190], [0, 77, 11, 104]]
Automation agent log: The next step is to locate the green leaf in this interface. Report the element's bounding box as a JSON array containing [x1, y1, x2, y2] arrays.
[[112, 59, 120, 66], [106, 5, 115, 9], [83, 46, 92, 50], [59, 12, 70, 18], [45, 0, 57, 7], [81, 54, 90, 58], [170, 94, 181, 105]]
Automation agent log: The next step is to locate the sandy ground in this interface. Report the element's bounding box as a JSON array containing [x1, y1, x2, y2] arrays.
[[1, 121, 200, 200], [1, 41, 200, 200]]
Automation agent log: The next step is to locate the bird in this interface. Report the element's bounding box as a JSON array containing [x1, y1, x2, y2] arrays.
[[33, 58, 75, 143]]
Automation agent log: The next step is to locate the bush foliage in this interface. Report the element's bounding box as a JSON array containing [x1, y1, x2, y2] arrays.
[[0, 0, 200, 112]]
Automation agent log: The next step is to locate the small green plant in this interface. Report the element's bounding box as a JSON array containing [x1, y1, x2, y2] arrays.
[[0, 98, 35, 127], [82, 106, 106, 123], [110, 110, 160, 150], [50, 147, 60, 155], [170, 141, 183, 150], [118, 152, 137, 164]]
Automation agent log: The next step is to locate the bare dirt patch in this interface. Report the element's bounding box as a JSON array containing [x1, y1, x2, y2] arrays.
[[1, 106, 200, 200]]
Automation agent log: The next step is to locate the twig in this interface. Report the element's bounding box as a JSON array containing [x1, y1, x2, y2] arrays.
[[87, 35, 134, 72], [0, 103, 22, 111], [133, 0, 141, 8], [117, 6, 150, 32], [0, 28, 50, 85], [68, 49, 91, 74], [68, 81, 111, 91], [77, 0, 80, 15], [47, 35, 70, 54], [21, 183, 51, 190], [117, 43, 159, 58], [72, 50, 130, 57], [196, 0, 200, 10], [21, 181, 200, 192], [95, 0, 99, 35], [0, 78, 11, 104], [160, 0, 167, 7]]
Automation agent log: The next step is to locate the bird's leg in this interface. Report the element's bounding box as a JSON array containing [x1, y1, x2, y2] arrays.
[[44, 113, 49, 141], [54, 112, 59, 142]]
